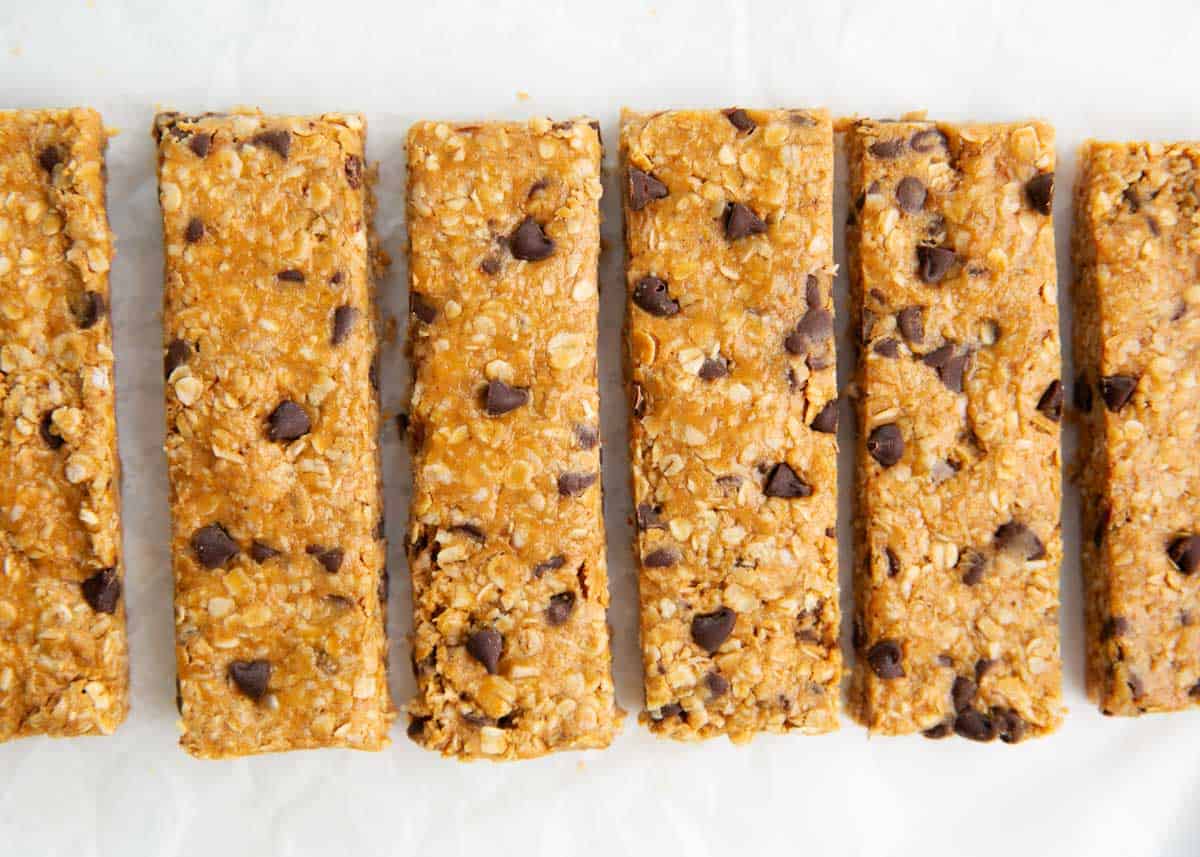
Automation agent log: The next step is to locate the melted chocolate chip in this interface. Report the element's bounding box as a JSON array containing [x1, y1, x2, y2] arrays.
[[306, 545, 344, 573], [252, 129, 291, 159], [546, 592, 576, 626], [331, 305, 359, 345], [533, 554, 566, 578], [959, 550, 987, 586], [922, 344, 968, 393], [724, 108, 755, 133], [267, 400, 311, 442], [466, 628, 502, 674], [704, 671, 730, 697], [1037, 379, 1064, 421], [896, 177, 927, 213], [633, 275, 680, 317], [691, 607, 736, 654], [557, 471, 597, 497], [869, 139, 904, 159], [994, 521, 1046, 561], [951, 676, 977, 713], [698, 357, 729, 380], [867, 639, 905, 679], [874, 338, 900, 358], [480, 255, 502, 275], [184, 217, 205, 243], [509, 217, 555, 261], [994, 707, 1027, 743], [188, 133, 212, 158], [627, 168, 669, 211], [39, 411, 64, 450], [1168, 535, 1200, 575], [410, 292, 437, 323], [250, 540, 280, 563], [636, 504, 665, 531], [1100, 375, 1137, 412], [484, 380, 529, 416], [81, 567, 121, 614], [762, 462, 812, 498], [192, 524, 238, 569], [38, 146, 62, 173], [164, 338, 192, 379], [276, 269, 305, 283], [574, 424, 599, 449], [643, 546, 680, 568], [785, 308, 833, 355], [923, 720, 953, 739], [1025, 172, 1054, 215], [954, 710, 995, 742], [228, 660, 271, 699], [74, 291, 105, 329], [867, 423, 904, 468], [916, 245, 956, 284], [910, 128, 947, 152], [810, 399, 838, 434], [897, 306, 925, 344], [724, 202, 767, 240]]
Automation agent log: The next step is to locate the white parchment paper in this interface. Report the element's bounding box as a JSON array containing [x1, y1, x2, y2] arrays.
[[1, 1, 1199, 855]]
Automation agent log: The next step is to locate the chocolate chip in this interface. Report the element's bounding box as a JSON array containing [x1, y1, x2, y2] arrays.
[[188, 133, 212, 158], [994, 521, 1046, 561], [643, 546, 680, 568], [1101, 616, 1130, 641], [691, 607, 736, 654], [411, 292, 437, 324], [916, 245, 956, 284], [228, 660, 271, 700], [81, 567, 120, 614], [959, 550, 987, 586], [1168, 535, 1200, 575], [867, 423, 903, 468], [557, 471, 597, 497], [276, 269, 305, 284], [1123, 186, 1141, 213], [509, 217, 555, 261], [466, 629, 502, 674], [1025, 172, 1054, 215], [546, 592, 576, 626], [897, 306, 925, 344], [330, 271, 345, 286], [484, 380, 529, 416], [449, 524, 485, 543], [763, 462, 812, 498], [654, 702, 684, 719], [533, 554, 565, 578], [633, 275, 680, 317], [163, 338, 192, 379], [574, 424, 599, 449], [994, 708, 1027, 743], [910, 128, 947, 152], [344, 154, 363, 189], [954, 710, 995, 742], [951, 676, 977, 713], [810, 400, 838, 434], [698, 357, 729, 380], [636, 504, 665, 531], [785, 308, 833, 355], [885, 547, 900, 578], [75, 291, 105, 329], [724, 108, 755, 133], [38, 146, 62, 173], [39, 411, 64, 450], [480, 255, 502, 275], [704, 671, 730, 697], [1074, 374, 1093, 412], [184, 217, 205, 243], [267, 400, 311, 441], [192, 524, 238, 569], [923, 720, 953, 739], [874, 338, 900, 358], [250, 540, 279, 563], [628, 168, 669, 211], [1100, 375, 1137, 412], [869, 139, 904, 159], [305, 546, 343, 573], [805, 274, 821, 308], [331, 305, 359, 345], [975, 658, 995, 683], [922, 344, 968, 393], [1036, 379, 1064, 421], [723, 202, 767, 240], [252, 129, 291, 159], [867, 639, 904, 679], [896, 177, 926, 213]]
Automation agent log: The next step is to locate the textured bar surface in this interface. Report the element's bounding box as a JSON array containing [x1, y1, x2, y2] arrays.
[[847, 119, 1063, 741], [156, 111, 391, 758], [1074, 140, 1200, 715], [405, 117, 622, 760], [0, 108, 127, 740], [621, 108, 840, 741]]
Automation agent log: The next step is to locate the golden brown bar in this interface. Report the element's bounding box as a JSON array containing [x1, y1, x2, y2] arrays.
[[155, 111, 391, 758], [0, 108, 127, 740], [621, 108, 840, 741], [847, 118, 1063, 741], [1074, 140, 1200, 715]]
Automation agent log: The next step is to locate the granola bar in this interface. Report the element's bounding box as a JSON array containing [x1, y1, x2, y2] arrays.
[[155, 111, 391, 758], [0, 109, 127, 740], [621, 108, 841, 741], [847, 118, 1064, 741], [405, 117, 622, 759], [1073, 140, 1200, 715]]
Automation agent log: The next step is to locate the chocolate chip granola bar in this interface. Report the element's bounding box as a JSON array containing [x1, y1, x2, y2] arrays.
[[621, 108, 840, 741], [847, 118, 1064, 741], [156, 111, 392, 758], [1073, 140, 1200, 715], [0, 108, 127, 740], [405, 118, 622, 759]]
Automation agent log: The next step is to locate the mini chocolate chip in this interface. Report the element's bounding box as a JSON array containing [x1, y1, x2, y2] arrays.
[[344, 154, 363, 189], [228, 660, 271, 700], [184, 217, 205, 243], [724, 108, 755, 133], [922, 344, 968, 393], [916, 245, 956, 284], [869, 139, 904, 158], [466, 628, 502, 674], [410, 292, 437, 323], [250, 540, 279, 563], [910, 128, 947, 152], [1101, 616, 1130, 641], [276, 269, 305, 283], [897, 306, 925, 343], [267, 400, 311, 441], [633, 275, 680, 317], [654, 702, 684, 719], [484, 380, 529, 416], [637, 504, 665, 531], [994, 707, 1027, 743], [724, 202, 767, 240], [574, 424, 599, 449], [533, 554, 566, 578], [546, 591, 576, 626], [1168, 535, 1200, 575], [867, 639, 905, 679], [867, 423, 904, 468], [331, 305, 359, 345], [1026, 172, 1054, 215], [954, 710, 995, 742], [994, 521, 1046, 561], [951, 676, 977, 713], [627, 168, 669, 211], [785, 308, 833, 355], [557, 471, 597, 497], [896, 177, 926, 213], [704, 671, 730, 697], [509, 217, 555, 261], [38, 146, 63, 173], [923, 720, 953, 739], [305, 546, 343, 573], [1037, 379, 1064, 421], [252, 129, 291, 159], [1074, 374, 1093, 412], [885, 547, 900, 577], [39, 411, 64, 449], [75, 291, 105, 329], [643, 546, 680, 568], [1100, 375, 1137, 412], [810, 399, 838, 434], [164, 338, 192, 378], [480, 255, 502, 275], [698, 357, 729, 380], [959, 550, 987, 586], [874, 338, 900, 358], [188, 133, 212, 158], [691, 607, 736, 654], [81, 567, 120, 614], [763, 462, 812, 498], [192, 524, 238, 569]]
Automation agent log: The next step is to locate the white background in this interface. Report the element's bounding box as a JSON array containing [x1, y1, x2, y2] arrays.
[[1, 1, 1199, 855]]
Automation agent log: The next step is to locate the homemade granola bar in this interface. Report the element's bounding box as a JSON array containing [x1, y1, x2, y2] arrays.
[[405, 117, 622, 760], [0, 109, 127, 740], [1073, 140, 1200, 715], [156, 111, 391, 758], [621, 108, 840, 741], [847, 119, 1064, 741]]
